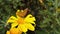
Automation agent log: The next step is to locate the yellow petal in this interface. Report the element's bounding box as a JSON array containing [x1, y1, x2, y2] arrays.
[[31, 22, 35, 24], [11, 22, 18, 28], [25, 23, 35, 31], [6, 31, 10, 34], [7, 16, 17, 23], [25, 14, 36, 24], [18, 24, 28, 32]]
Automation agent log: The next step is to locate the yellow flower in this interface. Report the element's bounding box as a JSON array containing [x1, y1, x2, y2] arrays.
[[6, 28, 22, 34], [6, 10, 36, 32]]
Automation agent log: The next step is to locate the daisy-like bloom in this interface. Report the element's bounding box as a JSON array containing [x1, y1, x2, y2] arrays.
[[6, 28, 22, 34], [6, 10, 36, 32]]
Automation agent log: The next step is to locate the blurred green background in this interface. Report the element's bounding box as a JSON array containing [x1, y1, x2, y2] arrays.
[[0, 0, 60, 34]]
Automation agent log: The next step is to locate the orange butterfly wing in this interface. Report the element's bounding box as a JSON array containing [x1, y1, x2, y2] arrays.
[[16, 8, 29, 17]]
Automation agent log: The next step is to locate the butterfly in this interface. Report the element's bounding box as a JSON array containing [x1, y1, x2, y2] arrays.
[[16, 8, 29, 17]]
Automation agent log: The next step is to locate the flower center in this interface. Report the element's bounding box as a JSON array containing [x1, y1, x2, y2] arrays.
[[17, 17, 25, 24]]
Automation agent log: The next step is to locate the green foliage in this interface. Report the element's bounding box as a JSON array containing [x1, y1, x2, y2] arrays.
[[0, 0, 60, 34]]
